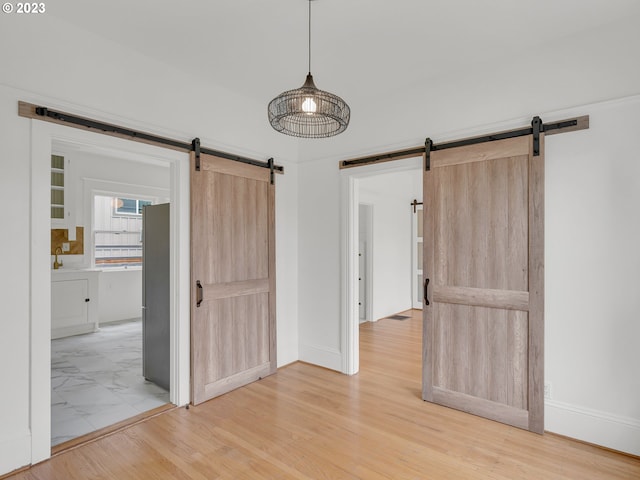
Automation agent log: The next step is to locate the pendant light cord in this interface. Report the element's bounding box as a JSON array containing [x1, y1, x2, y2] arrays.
[[308, 0, 311, 74]]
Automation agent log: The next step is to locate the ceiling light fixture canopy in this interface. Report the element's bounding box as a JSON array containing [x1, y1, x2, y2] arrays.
[[268, 0, 350, 138]]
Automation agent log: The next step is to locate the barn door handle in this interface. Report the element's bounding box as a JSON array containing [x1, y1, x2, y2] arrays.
[[423, 278, 430, 306], [196, 280, 203, 307]]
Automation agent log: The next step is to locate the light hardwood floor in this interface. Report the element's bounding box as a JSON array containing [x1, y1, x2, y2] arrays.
[[7, 310, 640, 479]]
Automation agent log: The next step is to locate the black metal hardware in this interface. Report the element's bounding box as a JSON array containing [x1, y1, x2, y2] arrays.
[[85, 298, 90, 302], [532, 116, 542, 156], [541, 118, 577, 133], [423, 278, 430, 306], [411, 199, 423, 213], [199, 146, 284, 173], [35, 106, 190, 150], [432, 127, 534, 153], [196, 280, 203, 308], [268, 157, 275, 185], [340, 147, 425, 168], [425, 138, 432, 171], [31, 104, 284, 174], [341, 116, 582, 169], [192, 138, 201, 171]]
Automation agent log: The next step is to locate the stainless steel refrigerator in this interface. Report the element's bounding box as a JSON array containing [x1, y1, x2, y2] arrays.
[[142, 203, 170, 391]]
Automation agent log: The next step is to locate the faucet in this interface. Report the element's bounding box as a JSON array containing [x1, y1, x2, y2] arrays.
[[53, 246, 63, 270]]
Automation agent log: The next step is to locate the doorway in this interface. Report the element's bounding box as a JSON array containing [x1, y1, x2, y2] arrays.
[[50, 183, 171, 446], [30, 120, 190, 464], [341, 157, 423, 374]]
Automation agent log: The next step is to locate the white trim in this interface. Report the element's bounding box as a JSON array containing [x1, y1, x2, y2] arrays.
[[340, 175, 359, 374], [358, 203, 374, 323], [170, 155, 191, 408], [545, 399, 640, 456], [340, 157, 423, 375], [411, 204, 424, 310], [300, 344, 343, 372], [0, 429, 31, 475], [30, 121, 52, 464], [29, 121, 190, 465]]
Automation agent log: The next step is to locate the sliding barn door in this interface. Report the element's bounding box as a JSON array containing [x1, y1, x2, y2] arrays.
[[190, 152, 276, 405], [422, 135, 544, 433]]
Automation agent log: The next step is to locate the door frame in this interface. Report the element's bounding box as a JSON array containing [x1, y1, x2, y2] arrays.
[[29, 120, 190, 464], [411, 203, 424, 310], [340, 156, 422, 375], [358, 203, 373, 323]]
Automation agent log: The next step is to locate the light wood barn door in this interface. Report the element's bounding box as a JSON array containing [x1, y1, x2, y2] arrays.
[[422, 135, 544, 433], [190, 152, 276, 405]]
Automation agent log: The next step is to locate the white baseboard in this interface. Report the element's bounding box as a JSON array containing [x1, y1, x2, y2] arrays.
[[0, 429, 31, 476], [299, 344, 342, 372], [545, 399, 640, 456]]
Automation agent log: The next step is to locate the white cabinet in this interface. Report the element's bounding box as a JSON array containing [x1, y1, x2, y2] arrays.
[[51, 270, 101, 339], [52, 279, 88, 328], [51, 154, 77, 233]]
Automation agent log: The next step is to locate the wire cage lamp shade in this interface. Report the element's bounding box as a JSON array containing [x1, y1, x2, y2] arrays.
[[268, 73, 350, 138], [268, 0, 350, 138]]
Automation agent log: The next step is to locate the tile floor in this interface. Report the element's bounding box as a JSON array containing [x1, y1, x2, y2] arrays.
[[51, 319, 170, 446]]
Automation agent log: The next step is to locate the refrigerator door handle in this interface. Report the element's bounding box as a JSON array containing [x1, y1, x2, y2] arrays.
[[196, 280, 203, 307]]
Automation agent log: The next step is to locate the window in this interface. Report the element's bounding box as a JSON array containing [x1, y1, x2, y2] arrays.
[[114, 198, 152, 216], [94, 195, 153, 268]]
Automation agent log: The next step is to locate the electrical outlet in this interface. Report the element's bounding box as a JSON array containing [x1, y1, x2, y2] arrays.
[[544, 382, 552, 399], [62, 242, 70, 252]]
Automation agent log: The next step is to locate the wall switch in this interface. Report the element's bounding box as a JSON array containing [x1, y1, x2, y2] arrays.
[[62, 242, 70, 252], [544, 382, 552, 399]]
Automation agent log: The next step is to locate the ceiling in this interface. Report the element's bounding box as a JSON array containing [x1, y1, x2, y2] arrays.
[[50, 0, 640, 110]]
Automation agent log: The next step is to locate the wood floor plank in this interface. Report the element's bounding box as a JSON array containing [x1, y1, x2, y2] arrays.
[[6, 310, 640, 479]]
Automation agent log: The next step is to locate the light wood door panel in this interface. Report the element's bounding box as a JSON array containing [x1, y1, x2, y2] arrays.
[[191, 152, 276, 405], [423, 135, 544, 433]]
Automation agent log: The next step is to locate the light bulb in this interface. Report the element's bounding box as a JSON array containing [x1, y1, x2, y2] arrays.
[[302, 97, 317, 114]]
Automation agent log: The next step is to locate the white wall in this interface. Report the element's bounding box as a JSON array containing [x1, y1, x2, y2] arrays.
[[55, 147, 171, 270], [71, 150, 170, 226], [0, 14, 299, 475], [0, 85, 32, 476], [297, 159, 342, 370], [544, 97, 640, 455], [359, 170, 421, 320], [275, 161, 300, 368]]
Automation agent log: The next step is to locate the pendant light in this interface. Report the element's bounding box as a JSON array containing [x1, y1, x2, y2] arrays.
[[268, 0, 350, 138]]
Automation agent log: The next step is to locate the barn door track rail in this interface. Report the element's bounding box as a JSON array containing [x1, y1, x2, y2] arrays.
[[339, 115, 589, 170], [18, 101, 284, 175]]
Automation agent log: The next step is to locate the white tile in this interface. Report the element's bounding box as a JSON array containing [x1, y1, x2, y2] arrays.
[[51, 417, 95, 446], [50, 318, 170, 444], [85, 403, 140, 430]]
